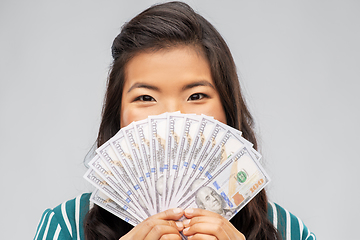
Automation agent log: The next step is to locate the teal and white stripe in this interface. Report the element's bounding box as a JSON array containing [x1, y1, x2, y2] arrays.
[[61, 200, 72, 238], [268, 202, 316, 240], [34, 193, 91, 240], [34, 193, 315, 240]]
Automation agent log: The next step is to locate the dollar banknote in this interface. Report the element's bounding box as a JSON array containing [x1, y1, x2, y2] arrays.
[[83, 113, 270, 229], [110, 130, 154, 215], [123, 123, 155, 213], [163, 113, 185, 208], [87, 154, 148, 219], [96, 141, 151, 217], [84, 168, 145, 221], [167, 115, 201, 208], [90, 189, 141, 226], [174, 116, 217, 200], [177, 146, 270, 220], [149, 113, 168, 211]]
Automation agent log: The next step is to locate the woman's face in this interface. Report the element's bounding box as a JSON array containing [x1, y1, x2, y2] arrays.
[[120, 46, 226, 128]]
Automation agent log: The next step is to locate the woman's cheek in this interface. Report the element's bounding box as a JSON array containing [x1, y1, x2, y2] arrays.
[[121, 107, 161, 128], [120, 107, 143, 128], [188, 103, 226, 124]]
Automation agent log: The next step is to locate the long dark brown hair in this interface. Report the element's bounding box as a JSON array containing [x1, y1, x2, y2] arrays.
[[85, 1, 280, 239]]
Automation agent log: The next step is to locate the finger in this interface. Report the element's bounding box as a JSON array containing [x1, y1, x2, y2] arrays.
[[183, 216, 225, 227], [153, 208, 184, 221], [183, 208, 237, 238], [182, 222, 230, 239], [144, 225, 182, 240], [148, 219, 184, 231], [159, 233, 183, 240], [183, 216, 244, 240], [127, 218, 182, 239], [186, 233, 217, 240], [174, 221, 185, 232], [183, 210, 231, 232], [184, 208, 220, 219]]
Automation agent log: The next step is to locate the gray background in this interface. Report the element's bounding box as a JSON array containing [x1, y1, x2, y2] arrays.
[[1, 0, 359, 239]]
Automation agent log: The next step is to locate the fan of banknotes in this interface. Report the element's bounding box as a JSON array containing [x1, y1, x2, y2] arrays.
[[84, 112, 270, 226]]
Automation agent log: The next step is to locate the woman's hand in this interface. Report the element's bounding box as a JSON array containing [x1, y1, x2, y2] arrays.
[[120, 208, 185, 240], [182, 208, 246, 240]]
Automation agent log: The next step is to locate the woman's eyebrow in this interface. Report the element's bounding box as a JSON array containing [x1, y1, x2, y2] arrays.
[[182, 80, 215, 91], [127, 83, 160, 93]]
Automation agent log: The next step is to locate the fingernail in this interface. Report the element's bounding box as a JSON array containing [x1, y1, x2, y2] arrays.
[[183, 227, 190, 233], [173, 208, 183, 214], [183, 219, 190, 226], [185, 208, 194, 214], [175, 221, 183, 228]]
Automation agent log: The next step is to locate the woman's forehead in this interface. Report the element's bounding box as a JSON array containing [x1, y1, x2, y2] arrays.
[[123, 46, 213, 90]]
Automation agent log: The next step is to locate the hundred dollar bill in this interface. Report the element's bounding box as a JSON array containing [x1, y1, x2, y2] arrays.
[[90, 189, 141, 226], [84, 168, 144, 222], [133, 118, 156, 208], [177, 146, 270, 220], [163, 113, 185, 208], [235, 133, 262, 161], [203, 115, 261, 161], [149, 113, 168, 211], [110, 130, 154, 216], [174, 116, 217, 200], [215, 120, 262, 161], [122, 123, 155, 214], [88, 154, 146, 219], [180, 125, 252, 199], [178, 117, 228, 198], [96, 141, 150, 218], [168, 114, 201, 208]]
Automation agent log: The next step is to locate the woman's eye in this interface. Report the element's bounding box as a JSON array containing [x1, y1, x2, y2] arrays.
[[188, 93, 207, 101], [135, 95, 155, 102]]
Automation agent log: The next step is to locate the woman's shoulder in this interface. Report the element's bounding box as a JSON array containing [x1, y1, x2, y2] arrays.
[[267, 202, 316, 240], [34, 193, 92, 240]]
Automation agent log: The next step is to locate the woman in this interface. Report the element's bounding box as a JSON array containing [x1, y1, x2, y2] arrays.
[[34, 2, 315, 240]]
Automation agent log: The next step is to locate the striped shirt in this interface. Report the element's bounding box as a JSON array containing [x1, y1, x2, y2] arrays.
[[34, 193, 316, 240]]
